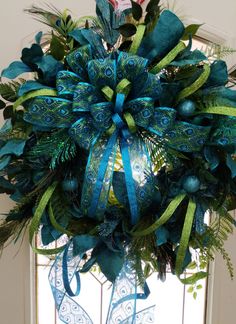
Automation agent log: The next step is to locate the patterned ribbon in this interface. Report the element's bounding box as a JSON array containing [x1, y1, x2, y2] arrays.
[[24, 50, 211, 226], [49, 242, 155, 324]]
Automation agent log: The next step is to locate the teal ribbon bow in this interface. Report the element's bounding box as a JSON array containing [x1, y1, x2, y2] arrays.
[[24, 45, 211, 223]]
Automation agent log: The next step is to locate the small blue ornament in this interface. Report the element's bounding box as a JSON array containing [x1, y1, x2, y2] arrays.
[[177, 100, 196, 117], [62, 178, 79, 191], [183, 176, 200, 193]]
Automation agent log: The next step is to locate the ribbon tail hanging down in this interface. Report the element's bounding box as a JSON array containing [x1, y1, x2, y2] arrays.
[[106, 260, 155, 324], [80, 131, 118, 220], [49, 242, 93, 324]]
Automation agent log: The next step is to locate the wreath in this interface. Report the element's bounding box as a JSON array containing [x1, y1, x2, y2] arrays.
[[0, 0, 236, 322]]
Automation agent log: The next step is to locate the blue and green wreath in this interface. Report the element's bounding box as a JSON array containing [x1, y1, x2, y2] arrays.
[[0, 0, 236, 322]]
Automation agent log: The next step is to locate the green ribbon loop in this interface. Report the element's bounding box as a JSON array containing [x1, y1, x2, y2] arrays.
[[101, 86, 114, 101], [176, 64, 211, 103], [29, 182, 65, 255], [13, 89, 57, 110], [116, 78, 131, 97], [150, 41, 186, 74], [131, 193, 186, 237], [175, 198, 197, 276], [129, 24, 146, 55], [123, 112, 137, 133], [196, 106, 236, 117]]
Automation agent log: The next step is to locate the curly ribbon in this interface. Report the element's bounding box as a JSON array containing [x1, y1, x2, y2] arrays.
[[29, 181, 66, 255], [106, 260, 155, 323], [131, 193, 186, 236], [150, 41, 186, 74], [49, 244, 155, 324], [129, 25, 146, 55], [49, 243, 93, 324], [175, 198, 197, 276], [13, 89, 57, 110], [196, 106, 236, 117], [176, 64, 211, 103]]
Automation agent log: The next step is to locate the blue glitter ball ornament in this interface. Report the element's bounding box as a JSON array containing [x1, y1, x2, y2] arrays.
[[62, 178, 79, 191], [177, 100, 196, 117], [183, 176, 200, 193]]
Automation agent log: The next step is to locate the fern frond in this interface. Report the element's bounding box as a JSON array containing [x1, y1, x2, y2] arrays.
[[202, 43, 236, 60], [0, 79, 25, 102], [27, 130, 77, 169]]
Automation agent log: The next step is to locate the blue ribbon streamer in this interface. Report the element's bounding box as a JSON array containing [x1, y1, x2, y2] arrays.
[[62, 242, 81, 297], [120, 138, 139, 225], [88, 131, 118, 217]]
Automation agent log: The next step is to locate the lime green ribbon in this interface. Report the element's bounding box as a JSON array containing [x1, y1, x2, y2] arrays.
[[196, 106, 236, 117], [131, 193, 186, 237], [129, 24, 146, 55], [179, 271, 208, 285], [101, 86, 114, 101], [176, 64, 211, 103], [116, 78, 131, 96], [123, 112, 137, 133], [150, 41, 186, 74], [13, 89, 57, 110], [29, 182, 66, 255], [175, 198, 197, 276]]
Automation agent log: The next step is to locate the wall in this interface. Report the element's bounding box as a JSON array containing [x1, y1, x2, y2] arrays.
[[0, 1, 236, 324]]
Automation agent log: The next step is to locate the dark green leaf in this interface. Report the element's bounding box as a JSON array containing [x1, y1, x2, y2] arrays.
[[50, 34, 65, 61], [146, 0, 161, 13], [182, 24, 203, 40], [3, 106, 13, 120], [118, 24, 137, 37], [0, 100, 6, 109], [131, 1, 143, 21], [119, 40, 132, 51]]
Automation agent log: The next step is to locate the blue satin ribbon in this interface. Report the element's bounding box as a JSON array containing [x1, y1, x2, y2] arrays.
[[62, 241, 81, 297]]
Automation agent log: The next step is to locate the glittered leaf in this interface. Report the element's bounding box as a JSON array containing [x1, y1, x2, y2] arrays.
[[118, 23, 137, 37]]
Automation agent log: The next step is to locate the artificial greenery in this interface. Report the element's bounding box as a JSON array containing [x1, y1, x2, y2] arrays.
[[0, 0, 236, 313]]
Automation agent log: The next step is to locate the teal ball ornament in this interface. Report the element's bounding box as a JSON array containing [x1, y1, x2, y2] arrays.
[[177, 100, 196, 117], [183, 176, 200, 193], [62, 178, 79, 192]]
